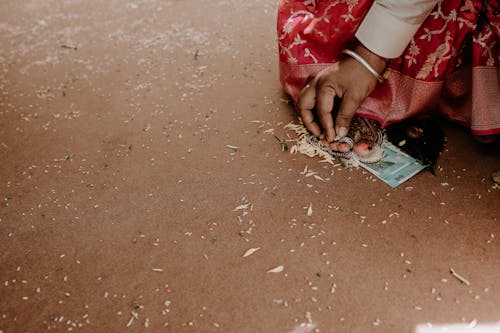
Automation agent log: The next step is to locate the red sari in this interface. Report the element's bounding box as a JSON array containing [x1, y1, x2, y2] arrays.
[[278, 0, 500, 135]]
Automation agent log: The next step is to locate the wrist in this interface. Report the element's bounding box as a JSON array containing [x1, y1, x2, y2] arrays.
[[353, 44, 388, 75]]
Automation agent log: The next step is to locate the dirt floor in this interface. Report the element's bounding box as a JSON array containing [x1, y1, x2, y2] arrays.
[[1, 1, 499, 332]]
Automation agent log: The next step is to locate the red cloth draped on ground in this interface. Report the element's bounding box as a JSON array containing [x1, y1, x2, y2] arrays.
[[278, 0, 500, 135]]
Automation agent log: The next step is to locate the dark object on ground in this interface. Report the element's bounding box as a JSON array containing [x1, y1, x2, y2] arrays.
[[386, 117, 446, 174]]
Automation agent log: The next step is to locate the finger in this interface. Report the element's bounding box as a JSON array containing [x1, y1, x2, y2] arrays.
[[335, 91, 361, 137], [315, 84, 336, 142], [297, 82, 322, 137]]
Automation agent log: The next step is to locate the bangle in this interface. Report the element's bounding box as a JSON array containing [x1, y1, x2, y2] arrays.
[[342, 49, 385, 83]]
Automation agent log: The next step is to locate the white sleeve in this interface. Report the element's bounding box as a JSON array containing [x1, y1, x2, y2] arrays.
[[355, 0, 440, 59]]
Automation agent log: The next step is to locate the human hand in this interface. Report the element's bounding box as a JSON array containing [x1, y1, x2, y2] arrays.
[[296, 44, 388, 143]]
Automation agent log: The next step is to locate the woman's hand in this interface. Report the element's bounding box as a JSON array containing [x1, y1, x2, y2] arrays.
[[296, 44, 388, 143]]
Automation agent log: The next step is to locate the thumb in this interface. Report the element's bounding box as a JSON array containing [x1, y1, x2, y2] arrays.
[[335, 92, 361, 137]]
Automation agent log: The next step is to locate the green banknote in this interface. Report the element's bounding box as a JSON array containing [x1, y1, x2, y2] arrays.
[[360, 142, 427, 188]]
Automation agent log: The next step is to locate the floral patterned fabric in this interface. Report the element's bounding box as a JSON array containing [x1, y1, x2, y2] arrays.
[[278, 0, 500, 135]]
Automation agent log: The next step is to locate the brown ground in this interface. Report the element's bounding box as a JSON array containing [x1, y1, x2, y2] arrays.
[[1, 1, 499, 332]]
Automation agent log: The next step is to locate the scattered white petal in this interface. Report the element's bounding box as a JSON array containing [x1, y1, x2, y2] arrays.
[[307, 203, 313, 217], [450, 268, 471, 286], [126, 316, 135, 328], [233, 203, 250, 211], [243, 247, 260, 257], [267, 265, 284, 273], [313, 175, 325, 182]]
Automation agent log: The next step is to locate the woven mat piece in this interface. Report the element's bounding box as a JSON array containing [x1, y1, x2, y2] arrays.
[[284, 122, 384, 167]]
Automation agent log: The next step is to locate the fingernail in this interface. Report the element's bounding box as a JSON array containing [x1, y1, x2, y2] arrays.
[[338, 127, 348, 137], [356, 142, 369, 150]]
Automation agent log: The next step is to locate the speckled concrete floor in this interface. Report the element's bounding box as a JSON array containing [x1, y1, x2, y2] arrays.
[[1, 1, 499, 332]]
